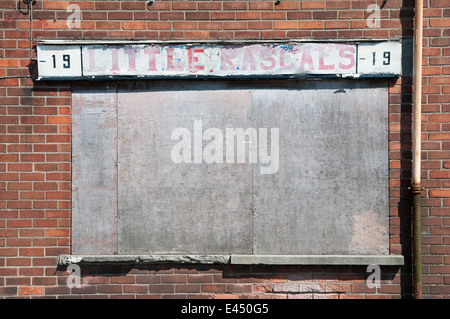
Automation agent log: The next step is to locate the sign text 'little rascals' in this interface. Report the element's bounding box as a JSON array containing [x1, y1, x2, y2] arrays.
[[37, 42, 402, 79]]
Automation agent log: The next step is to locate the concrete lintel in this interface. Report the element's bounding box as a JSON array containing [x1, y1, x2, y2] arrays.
[[58, 254, 231, 266], [58, 254, 404, 266], [230, 255, 405, 266]]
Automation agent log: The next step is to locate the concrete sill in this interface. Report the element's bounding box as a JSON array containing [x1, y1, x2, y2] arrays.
[[58, 254, 404, 266]]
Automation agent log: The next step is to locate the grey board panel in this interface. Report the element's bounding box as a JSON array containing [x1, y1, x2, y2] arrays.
[[251, 79, 389, 255], [71, 84, 118, 255], [71, 79, 389, 257], [117, 81, 253, 254]]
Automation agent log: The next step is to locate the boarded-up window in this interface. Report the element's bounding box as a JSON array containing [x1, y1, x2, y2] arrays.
[[72, 79, 389, 256]]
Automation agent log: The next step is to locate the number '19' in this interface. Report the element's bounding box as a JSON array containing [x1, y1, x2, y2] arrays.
[[51, 54, 71, 69]]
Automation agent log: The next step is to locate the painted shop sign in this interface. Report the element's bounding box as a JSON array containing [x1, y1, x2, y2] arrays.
[[36, 41, 402, 80]]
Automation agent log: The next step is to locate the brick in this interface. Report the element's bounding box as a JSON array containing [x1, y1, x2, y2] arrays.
[[149, 284, 175, 293], [326, 21, 350, 29], [226, 284, 252, 293], [253, 284, 272, 293], [236, 12, 260, 20], [97, 284, 123, 294], [46, 191, 70, 200], [122, 21, 147, 30], [8, 144, 32, 152], [173, 21, 197, 30], [430, 0, 450, 7], [108, 11, 133, 20], [0, 154, 19, 162], [146, 1, 171, 11], [173, 1, 197, 10], [6, 238, 32, 247], [224, 21, 248, 30], [6, 257, 31, 267], [148, 21, 172, 30], [124, 285, 149, 293], [287, 11, 313, 20], [275, 1, 300, 10], [186, 12, 210, 20], [162, 274, 187, 283], [235, 31, 260, 39], [301, 1, 326, 9], [198, 22, 223, 30], [0, 59, 19, 68], [83, 276, 110, 285], [45, 229, 70, 237], [0, 247, 18, 256], [19, 286, 44, 295], [430, 189, 450, 198], [0, 287, 17, 295], [20, 154, 46, 162], [223, 2, 247, 10], [273, 282, 300, 292], [212, 12, 235, 20], [134, 12, 158, 20], [300, 21, 324, 29], [274, 21, 299, 30], [96, 21, 121, 30], [188, 274, 213, 283], [21, 135, 46, 144], [429, 133, 450, 140], [175, 284, 201, 293], [201, 284, 227, 293], [429, 113, 450, 122], [43, 1, 68, 10], [431, 38, 450, 47], [328, 1, 351, 9], [250, 2, 274, 10], [111, 276, 135, 284], [248, 21, 273, 30], [160, 12, 184, 20]]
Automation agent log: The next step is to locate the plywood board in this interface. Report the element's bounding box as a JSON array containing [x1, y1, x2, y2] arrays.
[[251, 80, 389, 255], [117, 81, 253, 254], [71, 84, 118, 254]]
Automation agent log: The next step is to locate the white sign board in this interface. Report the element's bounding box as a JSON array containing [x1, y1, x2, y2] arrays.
[[357, 42, 402, 75], [37, 42, 402, 80], [37, 45, 82, 78]]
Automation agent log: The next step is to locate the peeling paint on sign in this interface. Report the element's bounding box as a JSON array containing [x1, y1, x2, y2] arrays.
[[37, 42, 402, 80]]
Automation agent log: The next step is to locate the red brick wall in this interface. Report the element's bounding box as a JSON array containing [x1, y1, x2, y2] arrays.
[[0, 0, 449, 299]]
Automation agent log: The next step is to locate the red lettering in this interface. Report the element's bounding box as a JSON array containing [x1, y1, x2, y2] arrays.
[[166, 48, 182, 71], [187, 48, 205, 72], [241, 47, 256, 71], [144, 48, 160, 71], [110, 48, 120, 72], [87, 49, 105, 72], [318, 45, 335, 71], [220, 48, 238, 71], [260, 47, 276, 71], [299, 47, 314, 71], [124, 48, 139, 72], [338, 45, 356, 70]]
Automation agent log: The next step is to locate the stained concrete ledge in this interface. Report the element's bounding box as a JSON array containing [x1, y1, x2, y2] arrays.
[[230, 255, 404, 266], [58, 254, 231, 266], [58, 254, 404, 266]]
